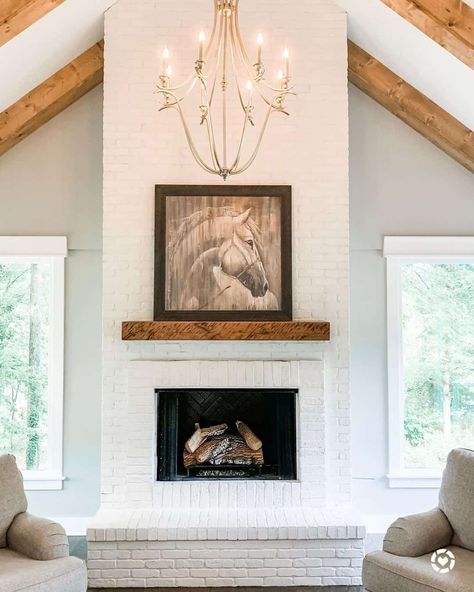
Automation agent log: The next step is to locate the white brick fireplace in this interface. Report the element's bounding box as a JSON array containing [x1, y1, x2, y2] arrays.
[[89, 0, 364, 587]]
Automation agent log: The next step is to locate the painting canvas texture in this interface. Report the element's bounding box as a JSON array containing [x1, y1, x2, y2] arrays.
[[164, 194, 284, 314]]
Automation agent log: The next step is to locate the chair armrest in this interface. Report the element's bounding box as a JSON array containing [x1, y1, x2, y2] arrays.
[[383, 508, 453, 557], [7, 512, 69, 560]]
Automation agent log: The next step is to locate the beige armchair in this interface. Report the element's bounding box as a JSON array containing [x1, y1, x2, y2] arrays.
[[363, 448, 474, 592], [0, 455, 86, 592]]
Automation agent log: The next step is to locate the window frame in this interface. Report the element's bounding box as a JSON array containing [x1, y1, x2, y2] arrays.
[[384, 236, 474, 489], [0, 237, 67, 491]]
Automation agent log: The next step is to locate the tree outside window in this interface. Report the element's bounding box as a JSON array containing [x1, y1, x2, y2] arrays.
[[402, 263, 474, 469], [0, 263, 51, 470]]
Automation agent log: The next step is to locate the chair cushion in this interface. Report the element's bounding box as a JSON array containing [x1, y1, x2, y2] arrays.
[[439, 448, 474, 551], [363, 547, 474, 592], [0, 548, 86, 592], [0, 456, 27, 548]]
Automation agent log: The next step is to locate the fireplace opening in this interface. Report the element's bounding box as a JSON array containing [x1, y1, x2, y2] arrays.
[[156, 389, 297, 480]]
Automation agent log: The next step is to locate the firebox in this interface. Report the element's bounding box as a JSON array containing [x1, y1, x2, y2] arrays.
[[156, 389, 297, 481]]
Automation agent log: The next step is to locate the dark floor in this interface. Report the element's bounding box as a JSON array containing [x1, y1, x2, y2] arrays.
[[84, 575, 364, 590]]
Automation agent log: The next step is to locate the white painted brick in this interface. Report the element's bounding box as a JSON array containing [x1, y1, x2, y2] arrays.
[[205, 579, 236, 587], [277, 549, 306, 559], [162, 550, 190, 559], [234, 578, 264, 586], [175, 578, 206, 587], [307, 567, 337, 577], [146, 559, 175, 568], [298, 577, 326, 585], [322, 557, 351, 567], [146, 579, 176, 587], [247, 568, 277, 577], [93, 0, 360, 586], [264, 577, 295, 586]]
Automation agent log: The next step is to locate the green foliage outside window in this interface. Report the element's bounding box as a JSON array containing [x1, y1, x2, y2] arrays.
[[402, 263, 474, 469], [0, 263, 50, 470]]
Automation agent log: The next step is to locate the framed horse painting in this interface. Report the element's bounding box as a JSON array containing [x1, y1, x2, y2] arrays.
[[154, 185, 292, 321]]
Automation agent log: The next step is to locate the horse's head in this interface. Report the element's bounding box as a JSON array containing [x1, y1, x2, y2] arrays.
[[219, 208, 269, 298]]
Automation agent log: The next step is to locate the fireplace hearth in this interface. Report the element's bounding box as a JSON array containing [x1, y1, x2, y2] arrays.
[[156, 389, 297, 481]]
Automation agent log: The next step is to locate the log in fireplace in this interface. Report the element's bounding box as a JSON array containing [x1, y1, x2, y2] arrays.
[[156, 389, 297, 480]]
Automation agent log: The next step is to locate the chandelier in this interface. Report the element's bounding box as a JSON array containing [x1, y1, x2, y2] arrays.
[[156, 0, 295, 180]]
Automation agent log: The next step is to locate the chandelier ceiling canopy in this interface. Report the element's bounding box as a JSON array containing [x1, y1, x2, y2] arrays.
[[156, 0, 295, 180]]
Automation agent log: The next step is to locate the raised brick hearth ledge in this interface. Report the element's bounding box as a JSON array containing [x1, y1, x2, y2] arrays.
[[87, 509, 365, 588], [87, 508, 365, 542]]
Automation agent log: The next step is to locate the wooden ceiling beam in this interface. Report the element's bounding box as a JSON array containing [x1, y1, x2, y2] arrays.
[[348, 40, 474, 173], [0, 0, 65, 47], [380, 0, 474, 68], [0, 41, 104, 157], [0, 37, 472, 174]]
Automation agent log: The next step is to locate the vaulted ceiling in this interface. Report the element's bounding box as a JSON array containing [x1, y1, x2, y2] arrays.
[[0, 0, 473, 169]]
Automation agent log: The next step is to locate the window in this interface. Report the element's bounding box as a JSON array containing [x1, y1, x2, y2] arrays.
[[0, 237, 66, 490], [385, 237, 474, 488]]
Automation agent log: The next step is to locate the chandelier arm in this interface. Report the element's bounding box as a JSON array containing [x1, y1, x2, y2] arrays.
[[156, 78, 201, 109], [208, 8, 225, 110], [228, 13, 252, 115], [231, 5, 295, 105], [222, 12, 229, 170], [204, 118, 221, 171], [199, 78, 224, 172], [228, 111, 250, 172], [156, 72, 197, 93], [204, 0, 220, 62], [230, 105, 274, 175], [231, 12, 275, 109], [173, 102, 219, 175]]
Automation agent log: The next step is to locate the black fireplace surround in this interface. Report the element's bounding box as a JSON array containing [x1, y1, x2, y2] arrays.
[[156, 389, 297, 481]]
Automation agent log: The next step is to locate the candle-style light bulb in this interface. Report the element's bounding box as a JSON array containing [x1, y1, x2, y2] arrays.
[[162, 47, 170, 74], [283, 47, 290, 78], [198, 30, 206, 62], [256, 32, 263, 63], [277, 69, 284, 90]]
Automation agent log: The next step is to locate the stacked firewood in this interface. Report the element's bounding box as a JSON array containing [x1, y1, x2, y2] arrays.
[[183, 421, 264, 468]]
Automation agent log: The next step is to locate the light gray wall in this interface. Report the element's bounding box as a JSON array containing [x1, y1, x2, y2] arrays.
[[349, 83, 474, 521], [0, 80, 472, 526], [0, 86, 103, 518]]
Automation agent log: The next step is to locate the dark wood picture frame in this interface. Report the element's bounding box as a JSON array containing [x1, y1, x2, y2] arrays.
[[154, 185, 292, 321]]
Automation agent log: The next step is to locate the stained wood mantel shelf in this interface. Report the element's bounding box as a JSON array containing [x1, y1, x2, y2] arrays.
[[122, 321, 330, 342]]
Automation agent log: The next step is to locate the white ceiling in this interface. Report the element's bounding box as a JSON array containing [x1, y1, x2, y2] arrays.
[[0, 0, 115, 112], [0, 0, 473, 129], [336, 0, 474, 129]]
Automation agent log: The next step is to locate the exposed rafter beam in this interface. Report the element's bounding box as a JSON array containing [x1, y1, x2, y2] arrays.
[[380, 0, 474, 68], [0, 41, 104, 157], [348, 40, 474, 172], [0, 0, 65, 47], [0, 36, 472, 174]]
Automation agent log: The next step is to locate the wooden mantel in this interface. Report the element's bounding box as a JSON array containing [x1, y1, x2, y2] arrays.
[[122, 321, 330, 342]]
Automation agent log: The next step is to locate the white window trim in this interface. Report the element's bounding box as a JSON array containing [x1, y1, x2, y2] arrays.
[[0, 237, 67, 491], [384, 236, 474, 489]]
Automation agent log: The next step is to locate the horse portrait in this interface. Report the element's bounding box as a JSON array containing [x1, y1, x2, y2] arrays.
[[154, 187, 292, 320]]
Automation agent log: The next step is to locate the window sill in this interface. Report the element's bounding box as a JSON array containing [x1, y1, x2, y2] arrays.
[[22, 473, 65, 491], [387, 473, 442, 489]]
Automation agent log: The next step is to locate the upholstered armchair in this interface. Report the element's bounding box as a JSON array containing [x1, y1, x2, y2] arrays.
[[363, 448, 474, 591], [0, 455, 87, 592]]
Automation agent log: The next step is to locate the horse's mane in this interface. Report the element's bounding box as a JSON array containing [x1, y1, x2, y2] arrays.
[[170, 206, 263, 263]]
